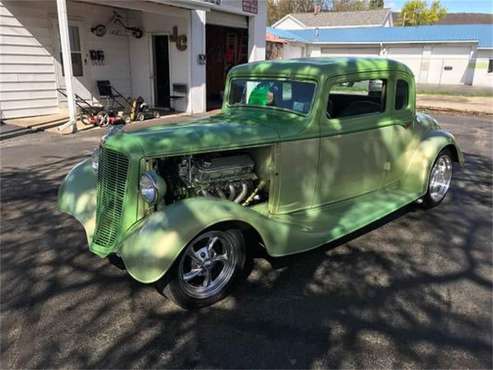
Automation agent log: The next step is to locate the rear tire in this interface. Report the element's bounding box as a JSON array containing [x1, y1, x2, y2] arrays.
[[421, 149, 453, 209], [160, 229, 246, 309]]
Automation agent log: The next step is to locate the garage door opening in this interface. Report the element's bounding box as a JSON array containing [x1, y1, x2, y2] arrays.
[[206, 24, 248, 111]]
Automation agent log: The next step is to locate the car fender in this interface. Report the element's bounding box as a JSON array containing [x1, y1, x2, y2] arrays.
[[118, 198, 277, 283], [57, 158, 98, 245], [402, 129, 464, 194]]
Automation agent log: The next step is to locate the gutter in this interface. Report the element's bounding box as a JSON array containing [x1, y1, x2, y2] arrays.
[[310, 40, 479, 45]]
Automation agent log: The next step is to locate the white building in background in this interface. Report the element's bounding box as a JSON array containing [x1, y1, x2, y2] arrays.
[[267, 24, 493, 87], [0, 0, 266, 120]]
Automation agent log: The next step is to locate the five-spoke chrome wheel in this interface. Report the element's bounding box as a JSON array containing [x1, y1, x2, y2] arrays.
[[429, 154, 452, 202], [178, 231, 238, 299], [422, 149, 454, 208], [162, 228, 245, 309]]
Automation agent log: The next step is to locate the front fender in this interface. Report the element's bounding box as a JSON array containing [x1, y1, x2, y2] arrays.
[[57, 158, 98, 245], [119, 198, 275, 284], [402, 129, 464, 194]]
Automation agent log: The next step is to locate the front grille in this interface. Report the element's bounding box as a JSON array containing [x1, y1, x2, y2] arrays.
[[92, 148, 129, 249]]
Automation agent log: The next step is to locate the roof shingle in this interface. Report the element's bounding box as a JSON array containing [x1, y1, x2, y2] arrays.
[[287, 8, 391, 28]]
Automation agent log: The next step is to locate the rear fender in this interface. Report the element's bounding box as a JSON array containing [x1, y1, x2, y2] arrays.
[[401, 129, 464, 194]]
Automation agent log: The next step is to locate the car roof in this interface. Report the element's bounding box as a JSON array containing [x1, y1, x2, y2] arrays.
[[229, 57, 413, 80]]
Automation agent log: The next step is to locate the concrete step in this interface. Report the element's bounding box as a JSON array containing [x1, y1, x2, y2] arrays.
[[0, 117, 69, 140]]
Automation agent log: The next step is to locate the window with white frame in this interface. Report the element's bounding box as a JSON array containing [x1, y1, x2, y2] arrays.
[[61, 25, 83, 77]]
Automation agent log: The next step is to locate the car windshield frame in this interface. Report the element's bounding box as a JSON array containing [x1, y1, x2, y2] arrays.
[[226, 77, 318, 116]]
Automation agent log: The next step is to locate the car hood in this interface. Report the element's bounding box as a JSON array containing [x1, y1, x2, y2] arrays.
[[103, 109, 306, 158]]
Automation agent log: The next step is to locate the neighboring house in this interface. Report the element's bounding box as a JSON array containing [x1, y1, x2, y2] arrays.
[[392, 12, 493, 25], [0, 0, 266, 120], [438, 12, 493, 25], [267, 24, 493, 87], [272, 8, 393, 29]]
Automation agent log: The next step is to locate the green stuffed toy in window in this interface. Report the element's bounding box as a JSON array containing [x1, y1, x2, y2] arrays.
[[248, 84, 274, 106]]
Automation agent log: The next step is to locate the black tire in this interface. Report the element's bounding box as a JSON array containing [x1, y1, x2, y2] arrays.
[[160, 229, 246, 309], [122, 114, 132, 125], [421, 148, 453, 209], [80, 114, 93, 126]]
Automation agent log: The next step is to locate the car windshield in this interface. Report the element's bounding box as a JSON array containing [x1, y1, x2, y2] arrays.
[[228, 78, 316, 115]]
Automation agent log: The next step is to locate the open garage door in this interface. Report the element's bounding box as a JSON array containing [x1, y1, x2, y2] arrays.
[[206, 12, 248, 111]]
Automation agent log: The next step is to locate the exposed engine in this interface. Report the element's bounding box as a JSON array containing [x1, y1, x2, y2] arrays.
[[158, 152, 266, 206]]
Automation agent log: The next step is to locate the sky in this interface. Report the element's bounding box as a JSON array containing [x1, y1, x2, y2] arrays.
[[385, 0, 493, 13]]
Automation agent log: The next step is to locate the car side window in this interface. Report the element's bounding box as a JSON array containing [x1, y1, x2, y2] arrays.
[[395, 79, 409, 110], [327, 79, 386, 119]]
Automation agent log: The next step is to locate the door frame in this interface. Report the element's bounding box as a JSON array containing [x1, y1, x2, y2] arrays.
[[149, 33, 172, 108]]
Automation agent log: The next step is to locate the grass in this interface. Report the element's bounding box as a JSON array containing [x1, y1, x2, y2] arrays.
[[416, 84, 493, 97]]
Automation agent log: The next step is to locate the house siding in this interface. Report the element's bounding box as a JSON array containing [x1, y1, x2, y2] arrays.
[[0, 1, 58, 119]]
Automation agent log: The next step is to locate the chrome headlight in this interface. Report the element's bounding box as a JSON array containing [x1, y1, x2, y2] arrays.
[[139, 171, 166, 204], [91, 149, 99, 172]]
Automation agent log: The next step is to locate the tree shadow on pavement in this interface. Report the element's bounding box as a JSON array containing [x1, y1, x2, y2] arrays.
[[1, 152, 491, 369]]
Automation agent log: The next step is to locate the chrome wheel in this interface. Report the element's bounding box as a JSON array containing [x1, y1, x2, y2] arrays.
[[178, 231, 238, 300], [429, 154, 452, 202]]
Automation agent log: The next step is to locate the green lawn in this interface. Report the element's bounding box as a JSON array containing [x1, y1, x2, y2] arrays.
[[416, 84, 493, 97]]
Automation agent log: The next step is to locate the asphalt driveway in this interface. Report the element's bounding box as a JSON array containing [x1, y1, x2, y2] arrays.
[[1, 113, 492, 369]]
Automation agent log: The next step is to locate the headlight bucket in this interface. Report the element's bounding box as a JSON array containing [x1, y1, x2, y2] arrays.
[[139, 171, 167, 204]]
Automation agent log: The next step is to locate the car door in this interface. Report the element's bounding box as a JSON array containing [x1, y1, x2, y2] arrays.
[[382, 73, 420, 186], [266, 78, 321, 215], [315, 71, 394, 206]]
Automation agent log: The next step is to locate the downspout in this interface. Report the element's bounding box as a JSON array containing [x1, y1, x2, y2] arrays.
[[56, 0, 77, 133]]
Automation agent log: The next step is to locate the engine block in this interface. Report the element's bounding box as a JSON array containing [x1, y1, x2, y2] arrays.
[[177, 154, 258, 203]]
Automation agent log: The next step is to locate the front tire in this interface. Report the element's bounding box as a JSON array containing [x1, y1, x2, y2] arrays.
[[422, 149, 453, 208], [161, 229, 246, 309]]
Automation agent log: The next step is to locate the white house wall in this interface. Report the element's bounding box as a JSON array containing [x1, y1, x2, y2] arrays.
[[0, 1, 58, 119], [129, 9, 190, 112], [0, 0, 137, 118], [273, 17, 305, 30]]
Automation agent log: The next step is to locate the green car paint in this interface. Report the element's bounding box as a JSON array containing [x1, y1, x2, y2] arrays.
[[58, 57, 463, 284]]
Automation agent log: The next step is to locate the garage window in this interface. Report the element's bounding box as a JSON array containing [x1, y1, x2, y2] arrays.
[[395, 79, 409, 110], [327, 79, 386, 119], [488, 59, 493, 73]]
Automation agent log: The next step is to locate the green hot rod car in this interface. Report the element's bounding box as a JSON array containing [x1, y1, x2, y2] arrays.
[[58, 57, 463, 308]]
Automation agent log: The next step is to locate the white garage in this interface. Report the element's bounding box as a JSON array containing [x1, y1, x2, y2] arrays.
[[267, 24, 492, 87]]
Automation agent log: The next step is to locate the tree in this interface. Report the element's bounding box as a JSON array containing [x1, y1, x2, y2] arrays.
[[399, 0, 447, 26], [369, 0, 384, 9], [330, 0, 367, 12], [267, 0, 315, 26]]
